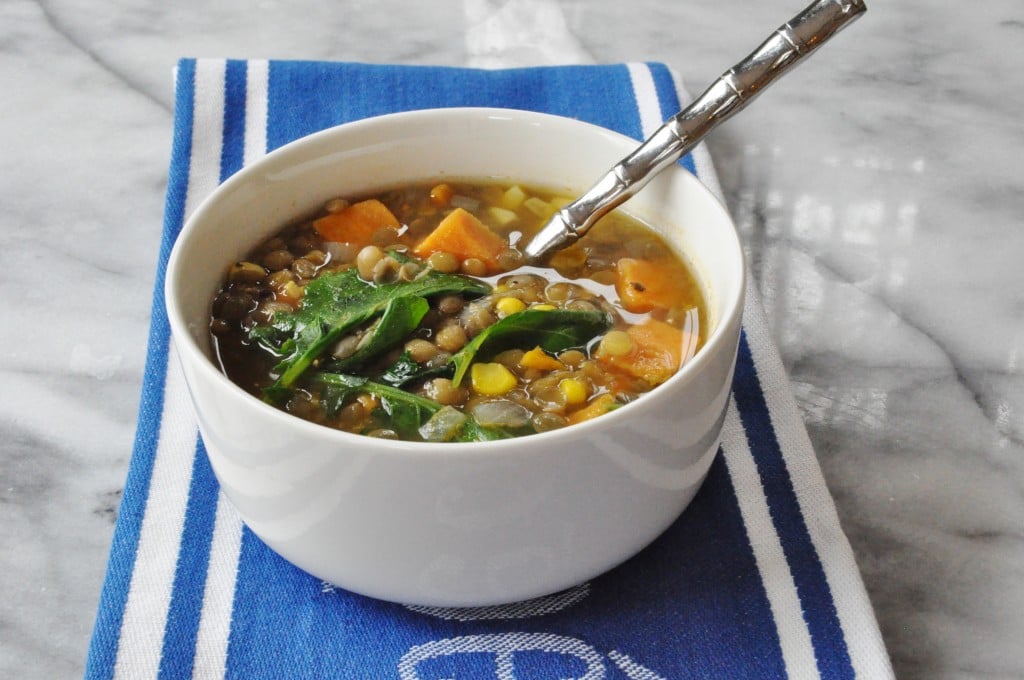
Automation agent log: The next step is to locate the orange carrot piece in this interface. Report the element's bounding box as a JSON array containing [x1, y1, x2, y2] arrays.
[[313, 199, 400, 245], [614, 257, 690, 314], [567, 393, 617, 425], [412, 208, 506, 270], [596, 318, 690, 386]]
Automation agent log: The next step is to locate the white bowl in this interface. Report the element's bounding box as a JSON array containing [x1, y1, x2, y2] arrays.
[[165, 108, 745, 607]]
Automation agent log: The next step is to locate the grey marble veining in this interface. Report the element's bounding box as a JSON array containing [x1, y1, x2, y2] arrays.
[[1, 1, 1021, 678]]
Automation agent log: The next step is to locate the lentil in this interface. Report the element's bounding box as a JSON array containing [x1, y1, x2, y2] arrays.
[[435, 324, 468, 353], [405, 338, 440, 364], [427, 251, 459, 273], [461, 258, 488, 277], [262, 249, 295, 271]]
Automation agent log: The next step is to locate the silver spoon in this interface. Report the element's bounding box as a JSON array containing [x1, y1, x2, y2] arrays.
[[522, 0, 867, 263]]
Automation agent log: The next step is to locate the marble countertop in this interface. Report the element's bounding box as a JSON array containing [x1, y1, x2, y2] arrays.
[[2, 1, 1021, 678]]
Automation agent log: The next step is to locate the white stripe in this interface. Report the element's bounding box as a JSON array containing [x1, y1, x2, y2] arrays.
[[672, 64, 891, 676], [113, 341, 199, 679], [720, 400, 819, 678], [114, 59, 227, 679], [243, 59, 269, 163], [635, 65, 726, 204], [625, 63, 664, 136], [633, 63, 821, 674], [741, 281, 895, 679], [190, 58, 270, 679], [191, 494, 244, 679], [182, 59, 228, 221]]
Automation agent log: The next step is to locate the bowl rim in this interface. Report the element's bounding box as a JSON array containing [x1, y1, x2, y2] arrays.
[[164, 106, 746, 458]]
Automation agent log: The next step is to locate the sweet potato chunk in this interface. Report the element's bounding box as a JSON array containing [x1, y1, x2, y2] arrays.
[[596, 318, 692, 386], [615, 257, 690, 314], [412, 208, 506, 270], [313, 199, 400, 245]]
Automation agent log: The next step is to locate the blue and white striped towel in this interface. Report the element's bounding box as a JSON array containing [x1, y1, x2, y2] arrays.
[[85, 60, 893, 679]]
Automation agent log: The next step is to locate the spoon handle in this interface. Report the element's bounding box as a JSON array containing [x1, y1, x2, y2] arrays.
[[523, 0, 867, 261]]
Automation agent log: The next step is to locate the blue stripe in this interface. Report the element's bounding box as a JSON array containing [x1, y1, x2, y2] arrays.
[[83, 58, 197, 680], [157, 59, 250, 677], [220, 59, 248, 180], [733, 333, 855, 679], [646, 62, 680, 126], [584, 454, 789, 678], [266, 62, 643, 151], [157, 439, 220, 679], [646, 62, 697, 175]]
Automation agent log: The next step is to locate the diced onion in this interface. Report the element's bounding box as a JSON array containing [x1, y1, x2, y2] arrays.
[[418, 406, 468, 442], [450, 195, 481, 211], [487, 206, 518, 227], [471, 400, 532, 428]]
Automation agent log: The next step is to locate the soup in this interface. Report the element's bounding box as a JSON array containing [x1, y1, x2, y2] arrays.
[[210, 181, 707, 442]]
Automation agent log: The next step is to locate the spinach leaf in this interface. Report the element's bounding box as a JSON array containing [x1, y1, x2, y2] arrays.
[[450, 309, 610, 387], [313, 372, 510, 442], [378, 350, 454, 387], [248, 313, 298, 355], [319, 378, 362, 418], [259, 267, 490, 393], [317, 371, 438, 411], [380, 394, 437, 439], [327, 296, 429, 372], [455, 419, 513, 442]]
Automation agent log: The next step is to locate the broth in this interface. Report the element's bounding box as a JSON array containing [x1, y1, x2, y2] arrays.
[[211, 181, 707, 442]]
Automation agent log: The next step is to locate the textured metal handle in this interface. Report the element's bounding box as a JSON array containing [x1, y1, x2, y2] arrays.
[[523, 0, 867, 261]]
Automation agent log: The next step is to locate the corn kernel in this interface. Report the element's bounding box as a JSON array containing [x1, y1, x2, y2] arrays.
[[559, 378, 589, 405], [531, 303, 556, 311], [495, 296, 527, 317], [470, 362, 518, 396]]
